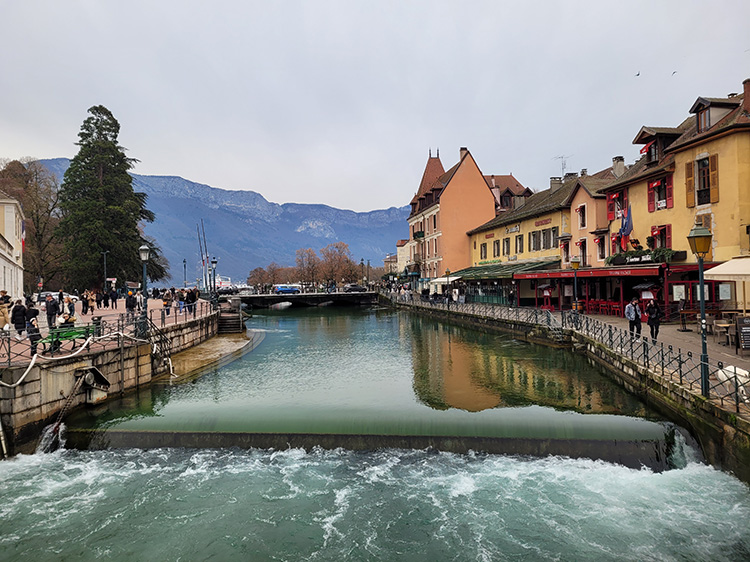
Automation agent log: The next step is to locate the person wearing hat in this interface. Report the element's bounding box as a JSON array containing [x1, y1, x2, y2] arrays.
[[125, 290, 137, 322]]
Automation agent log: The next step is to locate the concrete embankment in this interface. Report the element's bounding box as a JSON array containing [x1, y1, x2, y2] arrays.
[[386, 295, 750, 484], [0, 312, 220, 454]]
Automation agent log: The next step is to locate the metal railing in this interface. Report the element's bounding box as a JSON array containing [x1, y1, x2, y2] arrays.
[[561, 311, 749, 414], [381, 290, 561, 330], [380, 290, 748, 414], [0, 299, 216, 367]]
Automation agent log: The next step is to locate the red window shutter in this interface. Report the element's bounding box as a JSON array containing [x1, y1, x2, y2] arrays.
[[666, 174, 674, 208], [647, 183, 655, 212], [606, 193, 614, 221], [709, 154, 719, 203], [666, 224, 672, 249], [686, 162, 695, 207]]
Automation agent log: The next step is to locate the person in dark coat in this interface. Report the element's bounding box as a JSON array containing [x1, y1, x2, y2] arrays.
[[110, 289, 119, 310], [10, 299, 27, 340], [27, 317, 41, 356], [645, 300, 664, 342], [45, 294, 60, 330], [125, 291, 137, 321]]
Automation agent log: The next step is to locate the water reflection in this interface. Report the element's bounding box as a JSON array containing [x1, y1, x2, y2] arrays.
[[409, 317, 649, 417]]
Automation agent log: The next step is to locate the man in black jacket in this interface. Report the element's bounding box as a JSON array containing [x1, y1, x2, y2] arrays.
[[45, 294, 60, 330]]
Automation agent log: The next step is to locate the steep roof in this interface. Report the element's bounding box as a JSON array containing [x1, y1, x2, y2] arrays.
[[410, 155, 445, 206]]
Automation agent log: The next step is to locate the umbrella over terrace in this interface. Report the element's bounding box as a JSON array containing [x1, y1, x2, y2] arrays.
[[704, 255, 750, 314]]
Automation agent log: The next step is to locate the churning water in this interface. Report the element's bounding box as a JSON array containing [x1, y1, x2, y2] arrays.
[[2, 308, 749, 560]]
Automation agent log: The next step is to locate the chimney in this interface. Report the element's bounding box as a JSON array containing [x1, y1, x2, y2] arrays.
[[612, 156, 625, 178], [459, 147, 469, 160], [744, 78, 750, 112], [564, 172, 578, 182], [550, 177, 563, 192], [491, 175, 496, 187], [580, 169, 588, 177]]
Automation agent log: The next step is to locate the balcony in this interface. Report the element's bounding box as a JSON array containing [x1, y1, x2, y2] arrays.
[[413, 231, 425, 240]]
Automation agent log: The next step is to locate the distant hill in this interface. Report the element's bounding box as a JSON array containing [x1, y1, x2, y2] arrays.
[[41, 159, 409, 283]]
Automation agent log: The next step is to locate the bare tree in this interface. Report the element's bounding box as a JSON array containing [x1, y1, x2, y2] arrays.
[[295, 248, 320, 287]]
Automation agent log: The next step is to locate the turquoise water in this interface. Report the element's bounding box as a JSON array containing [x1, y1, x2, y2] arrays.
[[2, 308, 750, 560]]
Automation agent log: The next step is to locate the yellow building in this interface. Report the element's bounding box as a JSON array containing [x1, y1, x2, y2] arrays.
[[600, 77, 750, 312]]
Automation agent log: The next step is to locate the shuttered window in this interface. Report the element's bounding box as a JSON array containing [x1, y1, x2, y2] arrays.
[[686, 162, 695, 207]]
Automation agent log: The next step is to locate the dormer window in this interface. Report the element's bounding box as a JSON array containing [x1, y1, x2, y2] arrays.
[[501, 194, 511, 208], [640, 140, 659, 164], [698, 109, 710, 132]]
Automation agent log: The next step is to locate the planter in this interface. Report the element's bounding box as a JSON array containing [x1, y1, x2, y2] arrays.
[[610, 255, 627, 265]]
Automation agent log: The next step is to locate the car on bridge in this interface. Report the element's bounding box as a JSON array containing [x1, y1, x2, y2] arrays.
[[343, 284, 367, 292], [273, 284, 301, 295]]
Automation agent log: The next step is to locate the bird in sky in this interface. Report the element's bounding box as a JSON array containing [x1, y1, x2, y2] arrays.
[[672, 71, 677, 75], [635, 71, 640, 77]]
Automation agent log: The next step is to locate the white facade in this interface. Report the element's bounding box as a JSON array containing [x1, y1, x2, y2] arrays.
[[0, 193, 25, 298]]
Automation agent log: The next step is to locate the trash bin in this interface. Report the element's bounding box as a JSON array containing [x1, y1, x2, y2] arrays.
[[91, 315, 102, 337]]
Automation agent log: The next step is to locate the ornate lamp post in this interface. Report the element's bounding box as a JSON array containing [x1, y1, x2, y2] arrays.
[[360, 258, 365, 284], [139, 244, 150, 332], [570, 256, 581, 312], [183, 258, 187, 288], [687, 217, 713, 398]]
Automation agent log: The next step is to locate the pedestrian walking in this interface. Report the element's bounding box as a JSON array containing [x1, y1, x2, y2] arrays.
[[96, 290, 103, 310], [45, 294, 60, 330], [162, 289, 173, 315], [81, 290, 89, 315], [645, 301, 664, 343], [27, 317, 41, 356], [10, 299, 27, 340], [110, 288, 118, 310], [125, 291, 137, 322], [102, 290, 110, 309], [624, 297, 642, 338]]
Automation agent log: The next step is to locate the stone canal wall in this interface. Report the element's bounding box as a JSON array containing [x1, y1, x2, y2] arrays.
[[387, 295, 750, 484], [0, 311, 219, 453]]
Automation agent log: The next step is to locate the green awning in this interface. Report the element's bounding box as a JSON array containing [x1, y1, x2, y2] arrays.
[[449, 258, 560, 281]]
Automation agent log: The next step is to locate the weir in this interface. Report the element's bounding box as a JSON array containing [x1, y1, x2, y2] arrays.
[[62, 308, 698, 472]]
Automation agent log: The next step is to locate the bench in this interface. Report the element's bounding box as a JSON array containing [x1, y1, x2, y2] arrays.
[[39, 325, 96, 354]]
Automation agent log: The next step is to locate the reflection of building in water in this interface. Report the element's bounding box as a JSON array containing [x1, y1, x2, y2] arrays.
[[409, 319, 648, 416]]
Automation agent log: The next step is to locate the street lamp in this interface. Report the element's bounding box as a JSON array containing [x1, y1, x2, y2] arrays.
[[570, 256, 581, 312], [687, 217, 713, 398], [139, 244, 150, 332], [101, 250, 109, 290], [360, 258, 365, 284], [183, 259, 187, 288], [445, 268, 451, 308], [210, 257, 218, 294]]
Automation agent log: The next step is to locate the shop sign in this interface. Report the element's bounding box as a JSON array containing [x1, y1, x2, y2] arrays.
[[506, 225, 520, 234], [535, 218, 552, 227]]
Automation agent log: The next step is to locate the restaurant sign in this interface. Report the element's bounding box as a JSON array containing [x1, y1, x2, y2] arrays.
[[506, 224, 520, 234], [535, 218, 552, 227]]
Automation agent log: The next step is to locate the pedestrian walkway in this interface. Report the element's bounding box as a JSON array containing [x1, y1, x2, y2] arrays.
[[567, 312, 750, 373], [1, 298, 215, 366]]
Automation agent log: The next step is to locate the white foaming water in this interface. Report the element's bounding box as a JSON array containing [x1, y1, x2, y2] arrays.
[[2, 447, 747, 561]]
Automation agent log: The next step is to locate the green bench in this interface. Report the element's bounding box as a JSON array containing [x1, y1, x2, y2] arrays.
[[39, 325, 96, 354]]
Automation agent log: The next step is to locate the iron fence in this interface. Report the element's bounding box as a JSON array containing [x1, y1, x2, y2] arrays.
[[562, 310, 749, 414], [380, 290, 748, 414], [0, 299, 216, 368]]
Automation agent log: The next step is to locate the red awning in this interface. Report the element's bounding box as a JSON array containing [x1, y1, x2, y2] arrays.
[[515, 264, 664, 280], [640, 140, 655, 155]]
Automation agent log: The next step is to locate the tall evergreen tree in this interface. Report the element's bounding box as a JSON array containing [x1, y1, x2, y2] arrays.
[[58, 106, 168, 289]]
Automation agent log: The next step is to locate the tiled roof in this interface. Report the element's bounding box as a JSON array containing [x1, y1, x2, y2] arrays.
[[484, 174, 529, 196], [396, 239, 409, 247], [410, 155, 445, 206], [669, 93, 750, 152], [632, 126, 685, 144], [449, 257, 560, 280], [467, 176, 579, 234], [409, 160, 461, 218]]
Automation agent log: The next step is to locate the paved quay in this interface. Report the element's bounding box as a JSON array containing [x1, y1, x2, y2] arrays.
[[562, 311, 750, 373]]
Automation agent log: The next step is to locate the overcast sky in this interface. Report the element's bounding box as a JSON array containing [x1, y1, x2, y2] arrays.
[[2, 1, 748, 212]]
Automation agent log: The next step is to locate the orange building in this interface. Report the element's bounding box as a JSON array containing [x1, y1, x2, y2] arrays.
[[406, 148, 498, 290]]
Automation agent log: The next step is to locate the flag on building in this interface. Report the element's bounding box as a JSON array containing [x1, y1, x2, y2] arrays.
[[619, 204, 633, 251], [21, 220, 25, 252]]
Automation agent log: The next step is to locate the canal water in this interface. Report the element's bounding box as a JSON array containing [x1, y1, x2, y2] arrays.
[[2, 308, 749, 560]]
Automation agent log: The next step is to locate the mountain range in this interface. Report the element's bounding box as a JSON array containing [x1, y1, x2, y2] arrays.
[[41, 159, 409, 284]]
